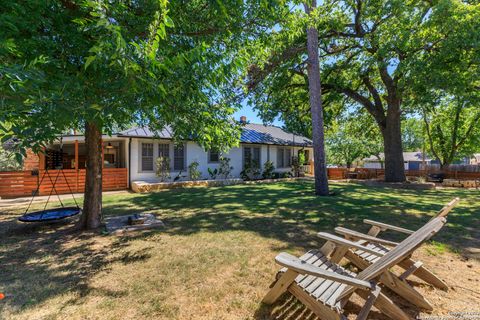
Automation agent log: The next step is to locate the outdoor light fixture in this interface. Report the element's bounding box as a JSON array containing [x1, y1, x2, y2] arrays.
[[106, 142, 114, 149]]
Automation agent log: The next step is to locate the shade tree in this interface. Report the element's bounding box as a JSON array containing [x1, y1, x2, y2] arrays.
[[0, 0, 284, 229], [245, 0, 480, 182]]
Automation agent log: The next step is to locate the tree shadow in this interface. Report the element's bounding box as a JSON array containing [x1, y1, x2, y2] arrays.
[[100, 181, 479, 254], [0, 180, 478, 316], [0, 217, 152, 314]]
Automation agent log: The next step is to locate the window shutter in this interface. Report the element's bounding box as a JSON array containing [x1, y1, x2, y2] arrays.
[[158, 143, 170, 159], [285, 148, 292, 167], [253, 147, 260, 165], [277, 148, 284, 168], [141, 143, 153, 171], [174, 144, 185, 171]]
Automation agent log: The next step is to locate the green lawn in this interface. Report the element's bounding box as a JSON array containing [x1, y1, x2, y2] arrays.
[[1, 181, 479, 319]]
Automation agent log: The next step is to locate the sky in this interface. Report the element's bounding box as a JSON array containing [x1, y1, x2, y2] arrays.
[[233, 101, 284, 127]]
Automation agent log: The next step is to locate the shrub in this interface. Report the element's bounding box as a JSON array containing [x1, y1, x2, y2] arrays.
[[262, 160, 275, 179], [291, 156, 301, 177], [240, 159, 261, 181], [155, 156, 170, 182], [188, 161, 201, 181], [218, 157, 233, 179], [0, 146, 23, 171], [207, 167, 218, 180], [298, 150, 306, 165]]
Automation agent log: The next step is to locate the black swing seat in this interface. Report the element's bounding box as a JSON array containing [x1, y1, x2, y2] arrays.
[[18, 207, 81, 222]]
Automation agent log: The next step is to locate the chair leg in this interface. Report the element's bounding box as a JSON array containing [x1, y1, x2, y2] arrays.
[[262, 269, 298, 304], [357, 290, 412, 320], [345, 251, 433, 310], [356, 285, 381, 320], [398, 259, 448, 291], [379, 271, 434, 311]]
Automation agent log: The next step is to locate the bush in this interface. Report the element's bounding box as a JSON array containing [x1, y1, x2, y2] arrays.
[[0, 146, 23, 171], [218, 157, 233, 179], [272, 171, 293, 179], [262, 160, 275, 179], [240, 160, 261, 181], [155, 156, 170, 182], [188, 161, 201, 181], [207, 167, 218, 180], [291, 156, 301, 177]]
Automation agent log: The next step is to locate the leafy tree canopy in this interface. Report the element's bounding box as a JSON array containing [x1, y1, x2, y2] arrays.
[[326, 110, 383, 167], [0, 0, 286, 154], [422, 94, 480, 167], [243, 0, 480, 181]]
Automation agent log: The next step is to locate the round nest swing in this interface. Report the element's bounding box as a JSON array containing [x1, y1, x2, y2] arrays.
[[18, 166, 82, 223], [18, 206, 81, 222]]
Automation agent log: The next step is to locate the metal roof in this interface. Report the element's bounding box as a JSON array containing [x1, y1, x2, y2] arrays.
[[364, 151, 432, 162], [117, 123, 312, 147]]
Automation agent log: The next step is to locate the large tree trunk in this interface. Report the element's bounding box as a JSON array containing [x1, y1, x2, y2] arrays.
[[304, 0, 329, 196], [78, 121, 103, 230], [382, 108, 406, 182]]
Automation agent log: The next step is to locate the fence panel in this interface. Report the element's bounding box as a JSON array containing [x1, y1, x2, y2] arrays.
[[0, 168, 128, 198], [0, 171, 38, 198]]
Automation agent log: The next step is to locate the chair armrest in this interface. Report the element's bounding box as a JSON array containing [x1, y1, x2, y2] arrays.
[[275, 252, 374, 290], [317, 232, 383, 256], [335, 227, 399, 246], [363, 219, 414, 235]]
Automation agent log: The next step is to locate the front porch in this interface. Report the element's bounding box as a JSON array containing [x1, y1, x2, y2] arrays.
[[0, 138, 129, 199]]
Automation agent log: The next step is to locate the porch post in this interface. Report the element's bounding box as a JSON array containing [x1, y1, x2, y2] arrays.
[[38, 148, 45, 170], [75, 138, 79, 192], [101, 139, 104, 168]]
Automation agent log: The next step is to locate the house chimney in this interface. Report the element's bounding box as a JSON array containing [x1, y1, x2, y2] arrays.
[[240, 116, 247, 124]]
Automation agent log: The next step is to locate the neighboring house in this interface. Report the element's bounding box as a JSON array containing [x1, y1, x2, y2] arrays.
[[27, 117, 313, 186], [363, 151, 433, 170], [470, 154, 480, 165]]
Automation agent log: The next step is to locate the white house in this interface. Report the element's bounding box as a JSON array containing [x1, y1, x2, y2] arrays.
[[363, 151, 433, 170], [470, 154, 480, 165], [42, 118, 313, 187]]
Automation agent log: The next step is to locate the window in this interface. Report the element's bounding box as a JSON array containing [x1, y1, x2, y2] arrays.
[[277, 147, 292, 168], [158, 143, 170, 159], [173, 143, 186, 171], [141, 143, 154, 171], [277, 148, 284, 168], [243, 146, 260, 168], [208, 150, 220, 163]]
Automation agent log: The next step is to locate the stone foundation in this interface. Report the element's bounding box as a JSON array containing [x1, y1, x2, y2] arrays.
[[442, 179, 479, 188], [131, 177, 313, 193], [354, 179, 436, 190], [131, 179, 244, 193]]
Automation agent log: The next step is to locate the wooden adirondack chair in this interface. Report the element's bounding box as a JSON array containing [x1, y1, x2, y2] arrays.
[[262, 217, 447, 320], [334, 198, 459, 292]]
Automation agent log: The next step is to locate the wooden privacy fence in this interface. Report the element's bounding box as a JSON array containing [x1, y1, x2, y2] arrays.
[[327, 168, 480, 180], [0, 168, 128, 199]]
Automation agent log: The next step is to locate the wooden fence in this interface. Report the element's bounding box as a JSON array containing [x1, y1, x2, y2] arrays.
[[0, 168, 128, 198], [326, 167, 480, 180]]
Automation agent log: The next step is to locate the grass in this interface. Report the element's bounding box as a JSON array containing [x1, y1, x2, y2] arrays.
[[0, 181, 479, 319]]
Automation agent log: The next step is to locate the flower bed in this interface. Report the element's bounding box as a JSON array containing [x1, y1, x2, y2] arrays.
[[131, 177, 312, 193]]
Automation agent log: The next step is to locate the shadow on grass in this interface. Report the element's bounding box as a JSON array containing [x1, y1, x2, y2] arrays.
[[102, 181, 479, 252], [0, 218, 151, 314], [0, 181, 478, 315]]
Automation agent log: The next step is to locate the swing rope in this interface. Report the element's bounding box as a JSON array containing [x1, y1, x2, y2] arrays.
[[23, 169, 81, 217]]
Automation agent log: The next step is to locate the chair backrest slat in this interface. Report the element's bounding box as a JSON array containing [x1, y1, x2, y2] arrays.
[[434, 197, 460, 219], [338, 217, 447, 300]]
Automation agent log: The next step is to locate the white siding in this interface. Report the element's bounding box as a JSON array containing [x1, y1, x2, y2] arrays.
[[129, 138, 314, 182], [363, 161, 408, 170]]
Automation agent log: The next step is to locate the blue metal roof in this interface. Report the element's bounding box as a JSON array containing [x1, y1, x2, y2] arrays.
[[118, 123, 312, 147]]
